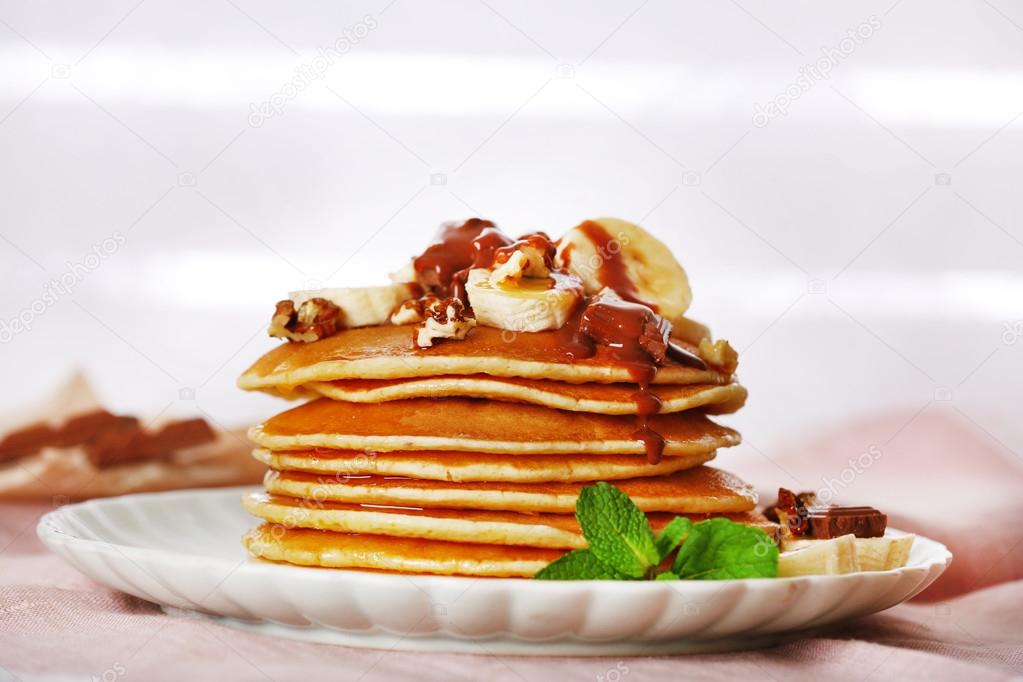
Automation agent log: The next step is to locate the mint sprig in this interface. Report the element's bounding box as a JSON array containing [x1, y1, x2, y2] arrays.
[[575, 482, 660, 578], [654, 516, 692, 558], [534, 549, 626, 580], [533, 482, 778, 581], [672, 517, 779, 580]]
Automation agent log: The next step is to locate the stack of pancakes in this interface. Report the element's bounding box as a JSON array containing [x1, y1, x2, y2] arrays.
[[239, 324, 770, 577]]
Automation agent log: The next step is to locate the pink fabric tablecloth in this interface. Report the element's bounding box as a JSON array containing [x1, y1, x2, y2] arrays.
[[2, 410, 1022, 681]]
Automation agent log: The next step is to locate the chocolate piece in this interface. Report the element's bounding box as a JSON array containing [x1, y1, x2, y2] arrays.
[[0, 410, 139, 463], [52, 410, 138, 447], [86, 417, 216, 468], [0, 423, 55, 462], [768, 488, 887, 539], [806, 506, 887, 539], [579, 297, 671, 369], [152, 418, 216, 451], [0, 408, 216, 469]]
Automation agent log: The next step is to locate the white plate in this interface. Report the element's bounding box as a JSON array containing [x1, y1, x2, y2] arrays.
[[37, 486, 951, 655]]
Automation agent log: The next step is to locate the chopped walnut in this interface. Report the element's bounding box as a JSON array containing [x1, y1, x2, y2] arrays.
[[490, 242, 551, 285], [415, 297, 476, 348], [389, 295, 441, 325], [268, 298, 342, 343], [698, 338, 739, 374], [765, 488, 818, 539]]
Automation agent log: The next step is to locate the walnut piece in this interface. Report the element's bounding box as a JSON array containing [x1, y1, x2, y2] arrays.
[[389, 295, 441, 325], [489, 243, 550, 285], [268, 298, 342, 343], [415, 297, 476, 348]]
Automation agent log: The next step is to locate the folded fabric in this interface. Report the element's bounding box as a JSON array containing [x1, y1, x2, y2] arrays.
[[735, 407, 1023, 601], [0, 372, 263, 499]]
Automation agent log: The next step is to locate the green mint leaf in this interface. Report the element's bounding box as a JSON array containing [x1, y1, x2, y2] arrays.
[[654, 517, 693, 561], [576, 482, 659, 578], [533, 549, 628, 580], [655, 571, 680, 581], [672, 518, 779, 580]]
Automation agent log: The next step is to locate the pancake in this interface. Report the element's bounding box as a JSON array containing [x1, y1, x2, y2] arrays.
[[251, 398, 740, 455], [261, 465, 758, 513], [251, 448, 715, 482], [237, 325, 730, 391], [243, 523, 560, 577], [305, 376, 748, 416], [243, 493, 778, 549]]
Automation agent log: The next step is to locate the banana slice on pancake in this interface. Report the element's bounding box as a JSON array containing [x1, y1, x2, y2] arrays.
[[290, 283, 417, 328], [556, 217, 692, 318], [465, 268, 583, 332]]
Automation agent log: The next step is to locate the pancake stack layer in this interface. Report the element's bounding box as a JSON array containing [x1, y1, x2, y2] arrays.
[[239, 322, 768, 577]]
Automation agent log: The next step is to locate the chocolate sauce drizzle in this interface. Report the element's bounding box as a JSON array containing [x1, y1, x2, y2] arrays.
[[554, 295, 705, 464], [412, 218, 500, 295], [582, 297, 671, 463], [411, 218, 709, 465], [576, 220, 655, 311], [413, 219, 558, 305]]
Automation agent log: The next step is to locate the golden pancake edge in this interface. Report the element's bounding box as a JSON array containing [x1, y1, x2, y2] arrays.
[[244, 493, 778, 550], [305, 376, 748, 416], [251, 397, 741, 456], [261, 465, 758, 514], [251, 448, 717, 482]]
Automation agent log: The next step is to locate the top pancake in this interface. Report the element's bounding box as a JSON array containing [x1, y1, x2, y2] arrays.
[[237, 324, 730, 391], [305, 376, 747, 416], [251, 397, 741, 455]]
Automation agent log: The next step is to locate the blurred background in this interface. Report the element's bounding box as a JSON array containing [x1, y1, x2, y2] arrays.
[[2, 0, 1021, 490]]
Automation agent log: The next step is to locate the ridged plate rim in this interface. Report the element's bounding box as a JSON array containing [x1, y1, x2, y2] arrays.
[[36, 486, 952, 655]]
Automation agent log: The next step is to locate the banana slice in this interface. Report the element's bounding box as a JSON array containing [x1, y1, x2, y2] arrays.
[[854, 535, 914, 571], [556, 218, 692, 318], [783, 535, 914, 572], [290, 283, 417, 329], [669, 316, 711, 345], [778, 534, 858, 577], [465, 268, 583, 332]]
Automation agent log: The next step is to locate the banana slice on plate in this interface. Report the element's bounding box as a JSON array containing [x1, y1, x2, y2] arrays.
[[290, 283, 417, 328], [465, 268, 583, 332], [556, 218, 692, 318], [778, 534, 858, 577], [782, 535, 915, 574], [779, 534, 915, 576]]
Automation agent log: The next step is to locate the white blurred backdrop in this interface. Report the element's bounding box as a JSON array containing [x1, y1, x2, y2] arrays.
[[1, 0, 1021, 479]]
